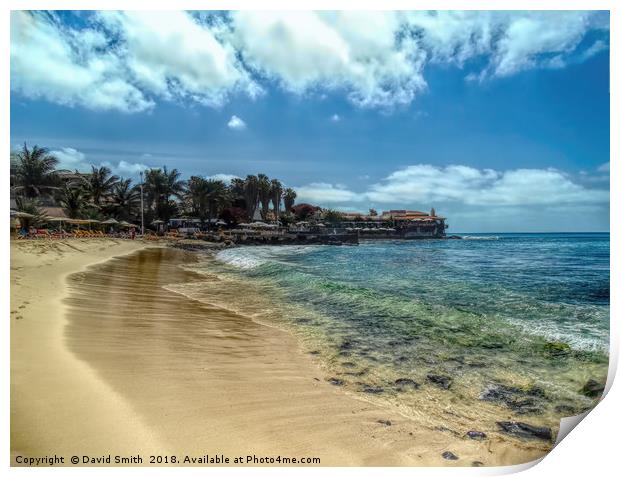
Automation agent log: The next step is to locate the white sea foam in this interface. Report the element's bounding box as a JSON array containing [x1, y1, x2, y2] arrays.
[[215, 245, 318, 270], [460, 235, 500, 240]]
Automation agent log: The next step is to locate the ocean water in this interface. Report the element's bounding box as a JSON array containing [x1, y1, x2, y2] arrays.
[[177, 233, 609, 437]]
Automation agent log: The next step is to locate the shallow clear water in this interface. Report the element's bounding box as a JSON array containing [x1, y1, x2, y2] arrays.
[[180, 233, 609, 437]]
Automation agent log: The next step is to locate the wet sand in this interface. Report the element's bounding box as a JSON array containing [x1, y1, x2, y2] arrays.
[[10, 239, 165, 462], [52, 246, 546, 466]]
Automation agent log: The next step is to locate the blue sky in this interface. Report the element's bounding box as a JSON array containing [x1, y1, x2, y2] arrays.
[[10, 11, 610, 232]]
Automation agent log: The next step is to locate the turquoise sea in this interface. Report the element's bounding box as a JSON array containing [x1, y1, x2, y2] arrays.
[[176, 233, 609, 436]]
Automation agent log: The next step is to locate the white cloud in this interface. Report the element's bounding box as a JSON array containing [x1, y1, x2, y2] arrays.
[[366, 164, 609, 206], [597, 162, 610, 173], [97, 11, 258, 107], [51, 146, 148, 177], [11, 11, 609, 111], [209, 173, 239, 183], [231, 11, 427, 109], [295, 182, 363, 204], [103, 160, 149, 176], [11, 11, 153, 112], [331, 114, 341, 122], [51, 147, 91, 171], [227, 115, 247, 130]]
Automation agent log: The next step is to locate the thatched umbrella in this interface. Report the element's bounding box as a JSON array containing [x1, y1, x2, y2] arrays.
[[101, 218, 119, 225]]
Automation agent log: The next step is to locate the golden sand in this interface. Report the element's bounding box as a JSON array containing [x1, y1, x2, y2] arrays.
[[11, 239, 547, 466]]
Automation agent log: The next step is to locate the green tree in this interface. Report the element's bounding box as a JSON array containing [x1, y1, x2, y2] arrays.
[[323, 208, 344, 224], [11, 143, 60, 198], [15, 196, 44, 229], [243, 175, 259, 220], [57, 183, 87, 219], [283, 188, 297, 213], [257, 173, 272, 220], [111, 179, 140, 220], [144, 166, 185, 224], [270, 179, 283, 221], [83, 166, 119, 207]]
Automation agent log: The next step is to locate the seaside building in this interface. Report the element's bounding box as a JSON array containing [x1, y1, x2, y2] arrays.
[[335, 209, 447, 239]]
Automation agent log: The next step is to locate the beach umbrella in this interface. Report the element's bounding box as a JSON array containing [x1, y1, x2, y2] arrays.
[[101, 218, 119, 225], [119, 221, 135, 228], [315, 223, 326, 227], [11, 210, 35, 219], [215, 220, 227, 225]]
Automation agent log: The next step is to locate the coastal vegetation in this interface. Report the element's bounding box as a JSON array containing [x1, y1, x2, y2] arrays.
[[10, 143, 298, 230]]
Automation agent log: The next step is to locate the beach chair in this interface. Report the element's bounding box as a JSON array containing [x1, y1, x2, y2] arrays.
[[35, 229, 51, 239]]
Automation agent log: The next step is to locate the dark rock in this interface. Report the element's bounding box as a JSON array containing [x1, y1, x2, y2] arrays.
[[339, 340, 354, 350], [543, 341, 571, 358], [442, 451, 459, 461], [362, 385, 384, 394], [466, 431, 487, 440], [308, 350, 320, 355], [480, 384, 546, 414], [471, 461, 484, 467], [427, 374, 452, 390], [496, 421, 552, 441], [554, 404, 577, 414], [581, 379, 605, 398], [377, 419, 392, 426], [394, 378, 420, 390], [338, 351, 352, 357], [327, 378, 345, 386]]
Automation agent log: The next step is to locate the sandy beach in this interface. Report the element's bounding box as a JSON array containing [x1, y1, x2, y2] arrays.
[[11, 239, 548, 466]]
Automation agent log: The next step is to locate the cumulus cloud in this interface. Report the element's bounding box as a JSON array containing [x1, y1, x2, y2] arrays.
[[103, 160, 149, 176], [51, 147, 91, 171], [295, 182, 363, 204], [294, 164, 608, 209], [209, 173, 239, 183], [331, 114, 341, 122], [227, 115, 246, 130], [11, 11, 152, 112], [51, 146, 148, 177], [367, 164, 609, 206], [11, 10, 609, 111]]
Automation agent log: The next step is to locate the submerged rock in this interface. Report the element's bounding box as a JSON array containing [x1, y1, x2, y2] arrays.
[[441, 451, 459, 460], [581, 379, 605, 398], [480, 384, 546, 414], [327, 378, 345, 386], [496, 421, 552, 441], [554, 404, 577, 414], [542, 341, 571, 358], [377, 419, 392, 426], [427, 374, 452, 390], [394, 378, 420, 390], [466, 431, 487, 440], [362, 385, 384, 394], [471, 461, 484, 467]]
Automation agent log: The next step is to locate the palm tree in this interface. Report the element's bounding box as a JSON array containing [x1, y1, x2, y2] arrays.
[[229, 178, 246, 208], [243, 175, 259, 220], [283, 188, 297, 213], [270, 179, 283, 221], [83, 166, 119, 207], [57, 183, 87, 219], [11, 143, 60, 198], [144, 166, 185, 224], [111, 179, 140, 220], [257, 173, 271, 220], [15, 195, 44, 229], [186, 177, 229, 228]]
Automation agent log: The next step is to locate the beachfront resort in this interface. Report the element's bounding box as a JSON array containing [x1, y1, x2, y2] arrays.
[[10, 143, 448, 244]]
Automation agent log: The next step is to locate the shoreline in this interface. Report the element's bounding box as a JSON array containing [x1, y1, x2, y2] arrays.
[[11, 239, 166, 462], [11, 239, 548, 466]]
